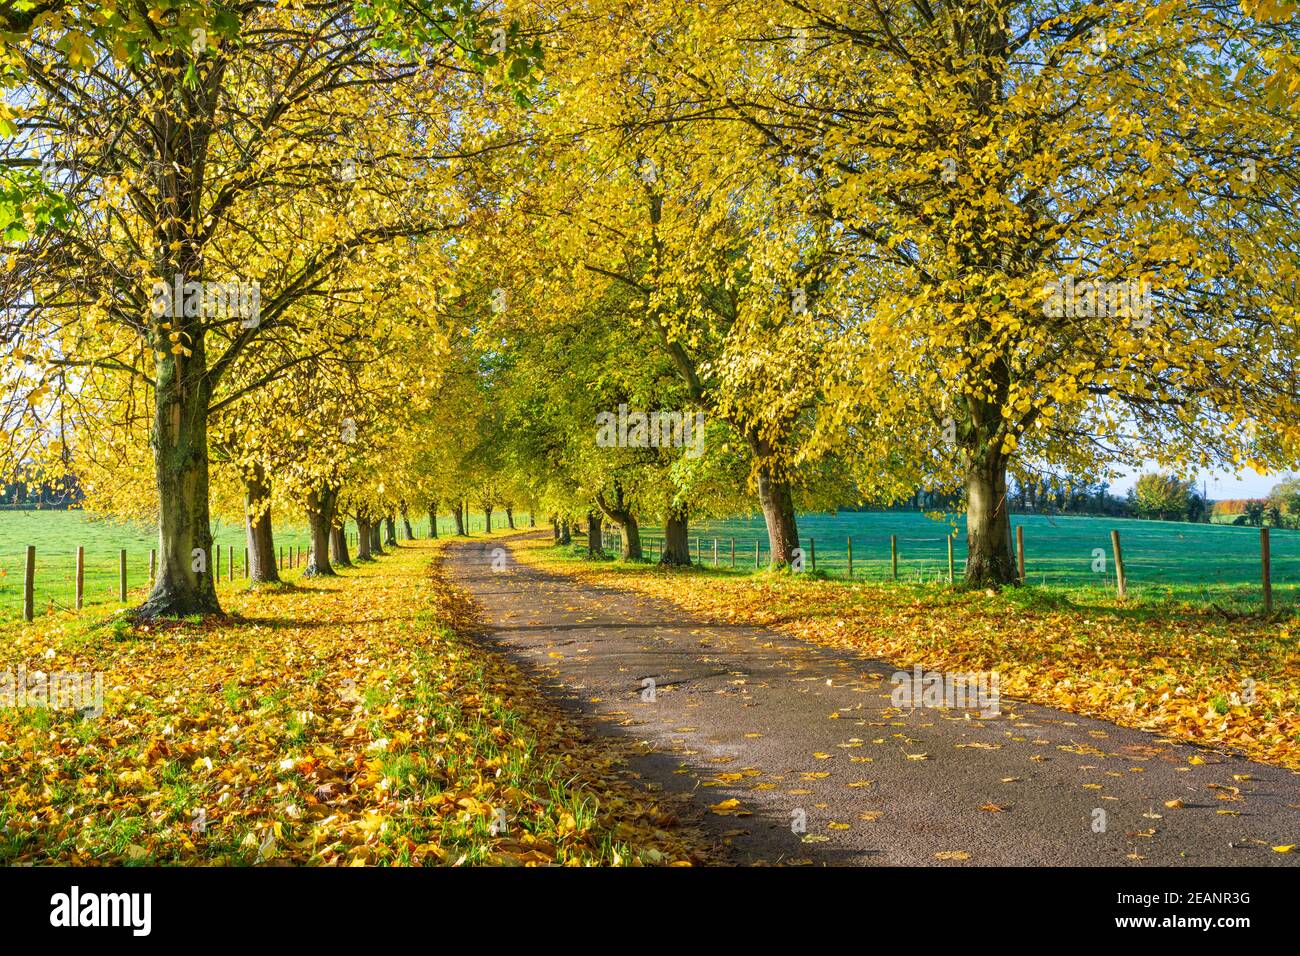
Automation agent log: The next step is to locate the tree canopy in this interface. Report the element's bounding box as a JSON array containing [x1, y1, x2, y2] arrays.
[[3, 0, 1297, 611]]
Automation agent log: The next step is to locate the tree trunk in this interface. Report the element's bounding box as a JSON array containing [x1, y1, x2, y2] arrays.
[[755, 457, 799, 569], [964, 452, 1017, 586], [613, 513, 642, 559], [384, 515, 397, 546], [428, 502, 438, 538], [659, 509, 691, 566], [559, 520, 571, 545], [454, 503, 466, 536], [400, 505, 414, 541], [371, 520, 386, 555], [330, 521, 352, 568], [356, 516, 373, 561], [595, 486, 643, 560], [137, 347, 221, 618], [243, 462, 280, 584], [304, 485, 336, 576], [484, 506, 493, 533], [551, 516, 560, 542], [506, 506, 515, 530], [587, 512, 603, 555]]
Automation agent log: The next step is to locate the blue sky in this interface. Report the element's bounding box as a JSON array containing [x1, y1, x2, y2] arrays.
[[1108, 465, 1288, 499]]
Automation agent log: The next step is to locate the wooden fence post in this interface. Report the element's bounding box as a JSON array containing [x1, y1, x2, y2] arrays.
[[1110, 530, 1127, 599], [755, 540, 760, 568], [229, 545, 234, 581], [119, 549, 127, 601], [1262, 527, 1273, 614], [847, 536, 853, 577], [23, 545, 35, 622], [75, 546, 84, 610], [947, 536, 955, 584], [1016, 526, 1025, 583], [891, 535, 898, 580], [809, 537, 816, 573], [730, 537, 736, 568], [243, 547, 249, 579], [150, 548, 157, 583], [713, 538, 718, 566]]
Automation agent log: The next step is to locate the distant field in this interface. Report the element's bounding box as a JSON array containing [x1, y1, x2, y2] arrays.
[[631, 511, 1298, 608], [0, 508, 523, 619]]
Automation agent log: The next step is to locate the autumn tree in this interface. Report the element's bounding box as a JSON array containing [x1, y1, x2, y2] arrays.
[[1, 0, 533, 613], [654, 0, 1300, 583]]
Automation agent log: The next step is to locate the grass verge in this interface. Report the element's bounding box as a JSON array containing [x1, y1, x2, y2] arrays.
[[0, 534, 708, 865]]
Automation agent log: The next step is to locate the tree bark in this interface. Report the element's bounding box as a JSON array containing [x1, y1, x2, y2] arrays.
[[371, 520, 386, 555], [384, 515, 397, 546], [330, 520, 352, 568], [558, 520, 571, 545], [506, 506, 515, 529], [755, 455, 799, 569], [595, 484, 642, 559], [659, 508, 691, 566], [587, 511, 603, 555], [356, 516, 373, 561], [613, 513, 641, 559], [453, 503, 466, 535], [243, 462, 280, 584], [304, 485, 336, 576], [964, 451, 1017, 586], [137, 346, 221, 618], [400, 504, 414, 541], [484, 506, 493, 533], [551, 516, 560, 542], [428, 501, 438, 538]]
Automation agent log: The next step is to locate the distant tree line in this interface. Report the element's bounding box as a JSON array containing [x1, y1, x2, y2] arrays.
[[2, 476, 83, 509], [861, 475, 1152, 519], [853, 472, 1300, 529], [1212, 477, 1300, 528]]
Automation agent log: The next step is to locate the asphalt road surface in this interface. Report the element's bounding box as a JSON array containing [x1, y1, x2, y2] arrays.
[[446, 534, 1300, 866]]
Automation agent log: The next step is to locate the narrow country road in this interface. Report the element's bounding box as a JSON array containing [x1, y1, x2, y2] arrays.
[[446, 534, 1300, 866]]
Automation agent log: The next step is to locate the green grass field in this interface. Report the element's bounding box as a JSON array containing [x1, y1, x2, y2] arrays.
[[6, 508, 1290, 618], [0, 509, 524, 619], [629, 511, 1298, 609]]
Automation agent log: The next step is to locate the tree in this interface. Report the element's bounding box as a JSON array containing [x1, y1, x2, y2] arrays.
[[1133, 473, 1192, 521], [654, 0, 1300, 584], [1, 1, 514, 614], [1268, 477, 1300, 528]]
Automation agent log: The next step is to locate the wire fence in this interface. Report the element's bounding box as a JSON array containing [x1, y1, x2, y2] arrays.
[[597, 513, 1298, 606], [2, 509, 538, 621]]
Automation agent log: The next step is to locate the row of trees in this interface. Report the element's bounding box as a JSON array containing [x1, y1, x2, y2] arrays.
[[1211, 478, 1300, 527], [3, 1, 1299, 608], [462, 0, 1300, 582], [0, 1, 544, 614]]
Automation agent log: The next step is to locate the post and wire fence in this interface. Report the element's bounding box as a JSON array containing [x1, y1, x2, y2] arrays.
[[4, 513, 1287, 621], [595, 520, 1290, 611], [4, 509, 536, 622]]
